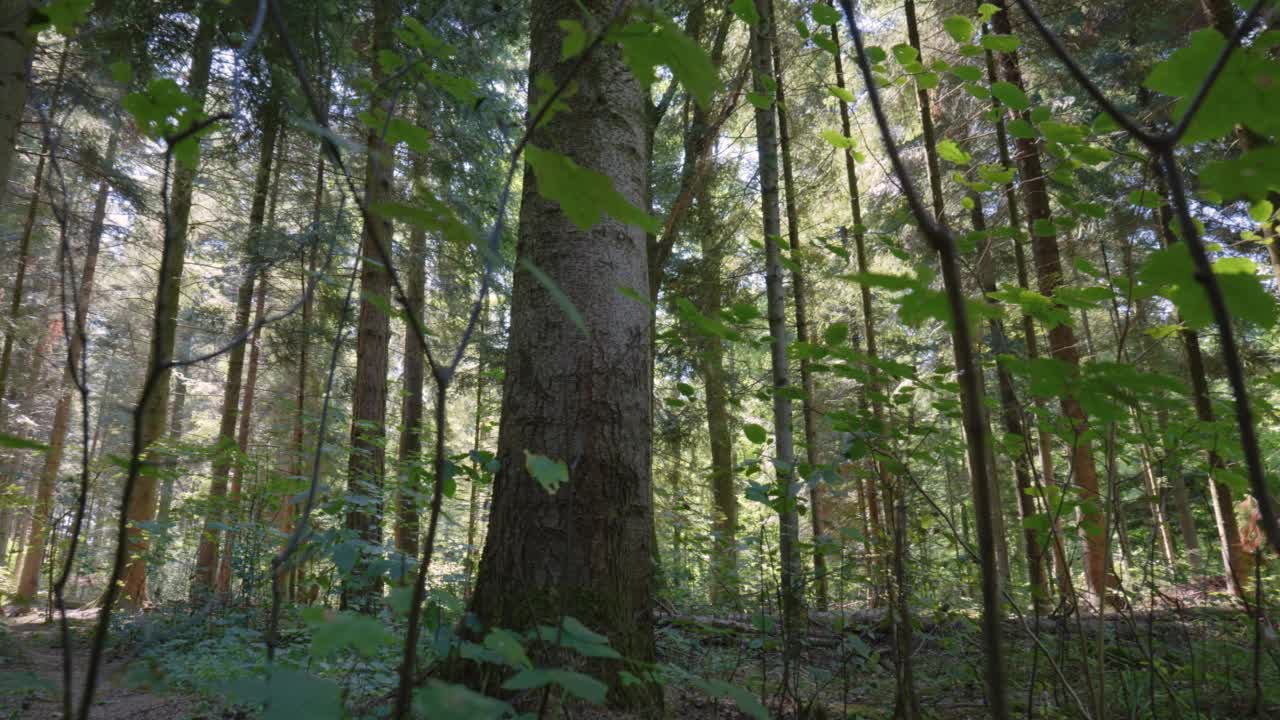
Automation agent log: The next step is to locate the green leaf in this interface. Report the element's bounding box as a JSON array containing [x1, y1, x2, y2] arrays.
[[613, 16, 718, 110], [503, 669, 607, 705], [559, 20, 587, 60], [305, 610, 392, 658], [990, 81, 1029, 111], [1144, 29, 1280, 143], [943, 16, 975, 44], [1127, 189, 1162, 209], [981, 34, 1021, 53], [743, 423, 768, 444], [812, 3, 840, 26], [525, 145, 658, 234], [484, 628, 532, 669], [819, 128, 854, 149], [43, 0, 93, 35], [827, 84, 855, 103], [891, 44, 919, 65], [677, 381, 696, 397], [730, 0, 760, 26], [951, 64, 982, 82], [706, 679, 769, 719], [0, 433, 48, 452], [936, 139, 971, 165], [524, 450, 569, 493], [414, 681, 511, 720], [864, 46, 887, 64], [916, 72, 939, 90], [747, 91, 774, 109], [823, 322, 850, 346], [1201, 145, 1280, 201], [109, 61, 132, 85], [225, 669, 342, 720], [978, 3, 1000, 21]]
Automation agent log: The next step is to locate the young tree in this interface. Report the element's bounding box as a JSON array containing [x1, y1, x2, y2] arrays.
[[748, 0, 804, 691]]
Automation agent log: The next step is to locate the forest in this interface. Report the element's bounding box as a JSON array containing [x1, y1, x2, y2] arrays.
[[1, 0, 1279, 717]]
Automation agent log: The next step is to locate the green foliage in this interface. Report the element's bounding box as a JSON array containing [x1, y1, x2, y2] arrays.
[[525, 144, 660, 234], [524, 450, 569, 493]]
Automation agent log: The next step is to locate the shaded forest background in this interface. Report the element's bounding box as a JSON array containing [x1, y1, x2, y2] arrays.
[[0, 0, 1279, 718]]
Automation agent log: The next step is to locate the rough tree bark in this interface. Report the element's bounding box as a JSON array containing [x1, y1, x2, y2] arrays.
[[13, 120, 117, 603], [0, 0, 36, 209], [990, 0, 1117, 606], [394, 104, 428, 560], [466, 0, 657, 703], [342, 0, 395, 612], [119, 7, 216, 608]]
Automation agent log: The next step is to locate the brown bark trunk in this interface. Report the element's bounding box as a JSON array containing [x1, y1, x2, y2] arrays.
[[466, 0, 657, 703], [13, 117, 115, 603], [120, 7, 217, 608], [394, 111, 428, 559], [991, 1, 1117, 607], [769, 3, 828, 611], [342, 0, 395, 612], [0, 0, 36, 209], [750, 0, 804, 690], [462, 294, 487, 600], [192, 84, 280, 599], [828, 7, 885, 602]]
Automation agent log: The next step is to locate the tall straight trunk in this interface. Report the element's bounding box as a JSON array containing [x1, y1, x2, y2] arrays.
[[903, 3, 1011, 587], [13, 120, 117, 603], [1152, 174, 1250, 598], [466, 0, 657, 703], [984, 31, 1072, 597], [749, 0, 803, 688], [0, 41, 68, 423], [696, 198, 739, 607], [1160, 405, 1203, 573], [343, 0, 395, 612], [120, 8, 217, 608], [286, 79, 329, 602], [769, 3, 828, 611], [969, 189, 1050, 606], [191, 87, 280, 598], [462, 294, 487, 600], [217, 126, 285, 596], [0, 0, 35, 209], [394, 110, 428, 559], [990, 0, 1116, 606], [828, 6, 884, 598]]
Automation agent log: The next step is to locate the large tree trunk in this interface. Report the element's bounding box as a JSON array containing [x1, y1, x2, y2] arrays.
[[769, 3, 828, 611], [827, 3, 885, 603], [119, 7, 217, 608], [0, 0, 36, 209], [466, 0, 656, 703], [192, 86, 281, 599], [13, 119, 116, 603], [749, 0, 804, 692], [990, 1, 1117, 607], [342, 0, 395, 612]]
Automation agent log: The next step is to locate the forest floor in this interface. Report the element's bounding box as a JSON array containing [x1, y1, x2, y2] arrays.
[[0, 609, 200, 719], [0, 597, 1275, 719]]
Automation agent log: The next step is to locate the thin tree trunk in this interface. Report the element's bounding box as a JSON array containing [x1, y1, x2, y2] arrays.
[[343, 0, 396, 612], [991, 0, 1117, 607], [1160, 405, 1203, 574], [466, 0, 657, 703], [463, 294, 487, 600], [1152, 172, 1251, 599], [394, 109, 428, 559], [14, 119, 116, 603], [750, 0, 803, 694], [0, 41, 68, 423], [192, 84, 280, 599], [828, 7, 885, 603], [769, 2, 827, 611], [120, 7, 217, 608]]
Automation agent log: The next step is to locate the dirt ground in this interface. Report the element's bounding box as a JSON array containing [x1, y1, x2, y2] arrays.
[[0, 609, 200, 720]]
